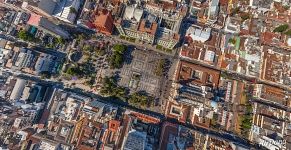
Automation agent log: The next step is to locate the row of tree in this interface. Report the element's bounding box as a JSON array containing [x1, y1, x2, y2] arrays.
[[100, 76, 154, 108]]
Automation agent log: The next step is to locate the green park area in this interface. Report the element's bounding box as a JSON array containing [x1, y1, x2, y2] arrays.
[[109, 44, 127, 69], [100, 76, 154, 109]]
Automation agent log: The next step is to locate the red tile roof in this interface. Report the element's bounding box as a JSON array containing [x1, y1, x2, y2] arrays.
[[94, 9, 114, 35], [138, 20, 158, 35], [108, 120, 120, 132], [27, 13, 41, 26]]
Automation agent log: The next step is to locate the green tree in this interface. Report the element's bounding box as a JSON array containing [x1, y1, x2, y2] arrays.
[[18, 30, 34, 41], [154, 59, 166, 76], [241, 14, 250, 21], [228, 38, 236, 44], [156, 45, 163, 50], [109, 44, 127, 69], [283, 5, 290, 10], [40, 71, 51, 79], [100, 76, 128, 101], [128, 92, 153, 108], [112, 44, 126, 52], [76, 34, 85, 42], [284, 29, 291, 36], [85, 77, 95, 87], [56, 37, 65, 45], [95, 48, 105, 56], [83, 45, 93, 52], [239, 102, 253, 137], [273, 24, 289, 33], [70, 7, 77, 14], [66, 66, 83, 76]]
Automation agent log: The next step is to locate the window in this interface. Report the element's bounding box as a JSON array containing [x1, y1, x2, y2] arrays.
[[192, 70, 202, 79], [207, 75, 213, 83], [171, 106, 181, 115]]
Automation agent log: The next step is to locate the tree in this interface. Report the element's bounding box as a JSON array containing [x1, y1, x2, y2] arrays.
[[239, 102, 253, 137], [95, 48, 105, 56], [56, 37, 65, 45], [70, 7, 77, 14], [154, 59, 166, 76], [85, 77, 95, 87], [66, 66, 83, 76], [156, 45, 163, 50], [273, 24, 289, 33], [154, 0, 161, 4], [285, 29, 291, 36], [40, 71, 51, 79], [228, 38, 236, 45], [128, 92, 153, 108], [283, 5, 290, 10], [83, 45, 93, 52], [100, 76, 128, 101], [241, 14, 250, 21], [112, 44, 126, 53], [230, 7, 240, 16], [18, 30, 34, 42], [109, 44, 127, 69], [128, 92, 148, 108], [76, 34, 85, 42]]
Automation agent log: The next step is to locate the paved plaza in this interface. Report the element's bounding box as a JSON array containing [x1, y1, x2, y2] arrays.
[[119, 50, 164, 97]]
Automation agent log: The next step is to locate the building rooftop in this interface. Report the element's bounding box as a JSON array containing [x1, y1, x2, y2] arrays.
[[122, 129, 147, 150], [176, 61, 220, 88], [261, 46, 291, 86], [186, 26, 211, 43], [93, 9, 114, 35], [27, 13, 41, 27], [9, 78, 27, 101]]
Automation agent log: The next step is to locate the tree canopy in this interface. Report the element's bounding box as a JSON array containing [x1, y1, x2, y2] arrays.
[[70, 7, 77, 14], [154, 59, 166, 76], [100, 76, 127, 101], [128, 92, 150, 108], [100, 75, 154, 108], [18, 30, 37, 42], [66, 66, 83, 76], [273, 24, 289, 33], [109, 44, 127, 69], [56, 37, 65, 45], [240, 103, 253, 137], [112, 44, 127, 53], [285, 29, 291, 36]]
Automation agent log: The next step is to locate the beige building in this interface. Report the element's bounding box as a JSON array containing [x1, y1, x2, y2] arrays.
[[115, 4, 182, 49]]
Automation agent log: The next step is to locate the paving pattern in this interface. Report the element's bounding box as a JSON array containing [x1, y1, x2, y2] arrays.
[[119, 50, 163, 97]]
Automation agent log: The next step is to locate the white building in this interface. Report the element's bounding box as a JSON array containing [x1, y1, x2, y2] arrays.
[[207, 0, 219, 24], [53, 0, 81, 23], [186, 26, 211, 43], [122, 129, 147, 150], [9, 78, 27, 101]]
